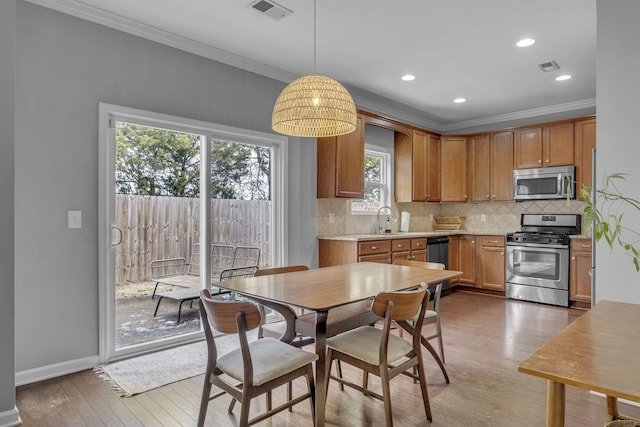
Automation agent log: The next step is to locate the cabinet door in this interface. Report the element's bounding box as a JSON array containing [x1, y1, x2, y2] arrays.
[[514, 127, 543, 169], [441, 136, 467, 202], [317, 114, 364, 198], [448, 236, 460, 284], [426, 134, 441, 201], [543, 122, 574, 167], [469, 134, 491, 202], [394, 131, 413, 203], [491, 131, 514, 201], [575, 118, 596, 200], [459, 235, 476, 285], [477, 246, 506, 291], [570, 239, 593, 303], [359, 253, 391, 264], [412, 249, 427, 262], [411, 130, 428, 202]]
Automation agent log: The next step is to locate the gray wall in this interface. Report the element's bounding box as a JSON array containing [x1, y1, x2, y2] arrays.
[[14, 2, 315, 373], [0, 1, 17, 423], [594, 0, 640, 303]]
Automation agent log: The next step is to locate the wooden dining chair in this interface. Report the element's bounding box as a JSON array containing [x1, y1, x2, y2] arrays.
[[197, 289, 317, 427], [393, 259, 447, 363], [325, 283, 432, 426]]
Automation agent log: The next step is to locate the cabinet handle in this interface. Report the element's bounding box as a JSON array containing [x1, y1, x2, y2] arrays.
[[486, 194, 489, 198], [581, 244, 590, 248], [411, 256, 415, 260], [492, 194, 496, 198], [572, 256, 576, 260], [416, 242, 422, 247], [545, 159, 550, 163], [472, 241, 475, 244], [538, 159, 542, 164], [464, 195, 468, 199], [488, 240, 498, 244], [500, 252, 504, 256], [371, 246, 378, 250], [397, 244, 405, 248]]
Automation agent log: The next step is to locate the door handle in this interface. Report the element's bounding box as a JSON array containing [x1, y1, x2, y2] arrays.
[[112, 226, 123, 246]]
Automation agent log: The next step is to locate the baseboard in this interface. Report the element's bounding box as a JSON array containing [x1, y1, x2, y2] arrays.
[[0, 407, 21, 427], [15, 355, 99, 386]]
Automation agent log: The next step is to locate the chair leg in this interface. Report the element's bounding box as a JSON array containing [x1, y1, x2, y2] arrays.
[[287, 381, 293, 412], [436, 320, 445, 364], [197, 375, 212, 427], [228, 398, 236, 413], [416, 357, 433, 422], [306, 365, 316, 420], [151, 282, 160, 299], [380, 366, 394, 427], [266, 390, 272, 411], [363, 371, 369, 392], [239, 393, 251, 427], [336, 360, 345, 391], [153, 296, 164, 317]]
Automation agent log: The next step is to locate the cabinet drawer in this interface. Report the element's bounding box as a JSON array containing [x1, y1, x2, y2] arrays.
[[391, 239, 411, 252], [571, 239, 592, 252], [358, 240, 391, 256], [411, 238, 427, 250], [478, 236, 505, 247]]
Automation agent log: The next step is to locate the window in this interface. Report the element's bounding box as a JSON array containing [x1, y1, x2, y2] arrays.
[[351, 149, 391, 213]]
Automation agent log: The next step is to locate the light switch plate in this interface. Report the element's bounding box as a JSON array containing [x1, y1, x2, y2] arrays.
[[481, 214, 487, 222], [328, 213, 335, 224], [68, 210, 82, 229]]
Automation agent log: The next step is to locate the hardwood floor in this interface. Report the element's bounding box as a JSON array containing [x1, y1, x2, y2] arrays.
[[16, 291, 640, 426]]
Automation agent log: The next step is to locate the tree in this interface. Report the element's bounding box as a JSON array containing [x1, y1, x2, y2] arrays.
[[115, 122, 271, 201]]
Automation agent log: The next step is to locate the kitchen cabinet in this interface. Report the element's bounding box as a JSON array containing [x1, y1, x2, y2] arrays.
[[469, 131, 514, 202], [317, 114, 365, 198], [395, 129, 440, 202], [458, 235, 476, 285], [448, 235, 460, 285], [575, 117, 596, 200], [570, 238, 592, 304], [391, 238, 427, 263], [441, 136, 468, 202], [319, 237, 428, 267], [476, 236, 506, 291], [514, 122, 574, 169]]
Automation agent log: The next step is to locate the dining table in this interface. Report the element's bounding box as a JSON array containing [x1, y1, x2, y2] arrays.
[[215, 261, 462, 427], [518, 300, 640, 427]]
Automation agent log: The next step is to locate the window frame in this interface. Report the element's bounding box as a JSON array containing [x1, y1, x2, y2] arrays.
[[351, 148, 392, 215]]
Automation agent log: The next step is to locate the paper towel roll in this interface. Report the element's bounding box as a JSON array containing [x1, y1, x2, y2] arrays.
[[400, 211, 410, 232]]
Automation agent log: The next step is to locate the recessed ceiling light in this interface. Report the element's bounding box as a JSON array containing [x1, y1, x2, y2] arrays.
[[516, 38, 536, 47], [454, 98, 466, 103], [555, 74, 573, 81], [401, 74, 416, 81]]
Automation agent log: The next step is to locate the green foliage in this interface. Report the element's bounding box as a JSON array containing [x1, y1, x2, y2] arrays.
[[584, 173, 640, 271], [115, 122, 270, 200]]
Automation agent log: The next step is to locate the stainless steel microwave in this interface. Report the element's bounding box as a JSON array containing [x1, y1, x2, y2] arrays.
[[513, 165, 575, 201]]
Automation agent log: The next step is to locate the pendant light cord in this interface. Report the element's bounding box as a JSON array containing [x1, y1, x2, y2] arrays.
[[313, 0, 317, 74]]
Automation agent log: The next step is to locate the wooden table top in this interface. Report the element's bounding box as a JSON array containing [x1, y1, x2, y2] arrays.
[[217, 262, 462, 311], [518, 300, 640, 403]]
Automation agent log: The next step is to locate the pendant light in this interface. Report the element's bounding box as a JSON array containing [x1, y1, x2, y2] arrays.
[[271, 0, 357, 138]]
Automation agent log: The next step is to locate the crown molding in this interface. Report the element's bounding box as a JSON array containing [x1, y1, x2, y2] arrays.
[[440, 98, 597, 132], [24, 0, 299, 84], [26, 0, 594, 133]]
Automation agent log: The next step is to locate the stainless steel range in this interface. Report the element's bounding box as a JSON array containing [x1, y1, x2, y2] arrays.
[[506, 214, 581, 307]]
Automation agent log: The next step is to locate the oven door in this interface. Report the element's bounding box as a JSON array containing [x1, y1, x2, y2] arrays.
[[506, 244, 569, 290]]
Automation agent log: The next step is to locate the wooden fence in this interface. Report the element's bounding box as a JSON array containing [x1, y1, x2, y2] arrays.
[[115, 195, 271, 284]]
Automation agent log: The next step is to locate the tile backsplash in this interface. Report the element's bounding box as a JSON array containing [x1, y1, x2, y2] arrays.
[[317, 199, 587, 236]]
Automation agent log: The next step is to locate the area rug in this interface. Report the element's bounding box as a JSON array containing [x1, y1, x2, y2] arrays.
[[94, 331, 256, 397]]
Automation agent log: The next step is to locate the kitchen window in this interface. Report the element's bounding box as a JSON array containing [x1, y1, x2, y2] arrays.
[[351, 149, 391, 214]]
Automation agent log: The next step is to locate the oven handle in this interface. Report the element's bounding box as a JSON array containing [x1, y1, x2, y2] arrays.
[[506, 242, 569, 250]]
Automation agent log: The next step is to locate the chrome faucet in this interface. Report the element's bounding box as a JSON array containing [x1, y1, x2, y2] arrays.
[[376, 205, 398, 234]]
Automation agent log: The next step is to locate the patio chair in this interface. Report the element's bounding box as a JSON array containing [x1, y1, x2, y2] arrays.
[[197, 289, 317, 427], [233, 246, 261, 268]]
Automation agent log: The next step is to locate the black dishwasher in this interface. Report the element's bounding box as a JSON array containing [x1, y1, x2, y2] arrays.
[[427, 236, 450, 291]]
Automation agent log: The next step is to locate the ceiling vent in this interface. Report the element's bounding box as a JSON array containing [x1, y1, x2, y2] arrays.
[[538, 60, 560, 72], [248, 0, 293, 21]]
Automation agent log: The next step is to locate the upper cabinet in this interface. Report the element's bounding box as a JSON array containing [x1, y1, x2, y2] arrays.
[[440, 136, 467, 202], [575, 117, 596, 199], [514, 122, 574, 169], [317, 114, 365, 198], [469, 131, 514, 202], [395, 129, 440, 202]]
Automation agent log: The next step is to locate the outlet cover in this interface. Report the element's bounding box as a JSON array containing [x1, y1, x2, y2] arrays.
[[480, 214, 487, 222], [328, 213, 335, 224], [68, 210, 82, 229]]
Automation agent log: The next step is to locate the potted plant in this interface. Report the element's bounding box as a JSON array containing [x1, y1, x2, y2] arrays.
[[583, 173, 640, 271]]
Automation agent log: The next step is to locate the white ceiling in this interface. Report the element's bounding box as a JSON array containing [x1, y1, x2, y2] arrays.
[[33, 0, 597, 131]]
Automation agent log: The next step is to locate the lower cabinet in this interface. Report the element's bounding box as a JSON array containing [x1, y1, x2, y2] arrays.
[[570, 238, 593, 304], [458, 235, 476, 285], [476, 236, 506, 291], [319, 238, 427, 267], [448, 236, 460, 285]]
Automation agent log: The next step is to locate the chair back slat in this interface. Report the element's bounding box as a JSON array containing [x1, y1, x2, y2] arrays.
[[393, 259, 445, 270], [233, 246, 261, 268], [200, 289, 262, 334], [254, 265, 309, 277], [211, 244, 235, 276], [372, 283, 429, 321]]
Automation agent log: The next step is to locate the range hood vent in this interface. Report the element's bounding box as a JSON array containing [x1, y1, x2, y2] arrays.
[[248, 0, 293, 21]]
